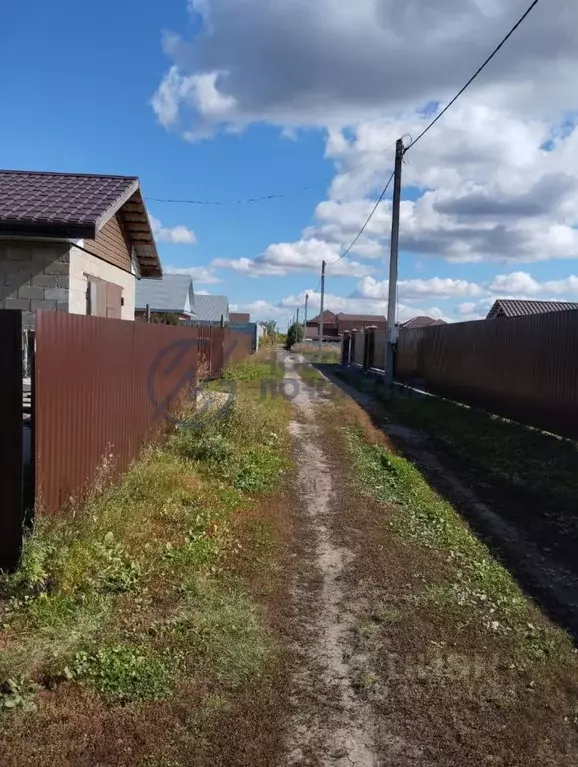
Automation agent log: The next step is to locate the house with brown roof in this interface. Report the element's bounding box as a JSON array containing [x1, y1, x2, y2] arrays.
[[486, 299, 578, 319], [0, 170, 162, 328], [335, 313, 386, 334], [401, 316, 447, 330], [306, 310, 386, 341]]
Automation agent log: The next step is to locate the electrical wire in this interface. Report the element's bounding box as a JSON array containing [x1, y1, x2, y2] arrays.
[[326, 168, 395, 267], [147, 140, 399, 206], [405, 0, 542, 152]]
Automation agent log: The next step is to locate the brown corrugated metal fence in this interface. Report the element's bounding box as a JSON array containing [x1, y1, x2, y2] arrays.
[[0, 310, 24, 569], [34, 312, 251, 517], [225, 330, 253, 366], [396, 311, 578, 439]]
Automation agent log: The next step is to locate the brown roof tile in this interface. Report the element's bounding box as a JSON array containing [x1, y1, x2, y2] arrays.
[[0, 170, 138, 236], [402, 316, 445, 329], [337, 313, 386, 323], [0, 170, 162, 278]]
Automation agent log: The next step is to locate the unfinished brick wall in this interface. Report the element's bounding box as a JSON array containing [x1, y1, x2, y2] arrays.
[[0, 240, 71, 328]]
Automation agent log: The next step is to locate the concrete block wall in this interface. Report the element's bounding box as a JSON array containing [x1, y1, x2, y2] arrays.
[[0, 240, 71, 328], [69, 244, 136, 320]]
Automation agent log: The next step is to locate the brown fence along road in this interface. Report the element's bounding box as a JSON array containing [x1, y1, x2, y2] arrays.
[[225, 330, 253, 366], [0, 310, 24, 569], [395, 311, 578, 439], [34, 312, 250, 517]]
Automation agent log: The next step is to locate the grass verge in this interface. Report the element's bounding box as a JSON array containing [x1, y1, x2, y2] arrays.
[[344, 426, 574, 658], [321, 394, 578, 764], [290, 343, 340, 364], [335, 368, 578, 518], [0, 352, 293, 767]]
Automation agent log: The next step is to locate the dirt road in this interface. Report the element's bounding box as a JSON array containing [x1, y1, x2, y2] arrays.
[[279, 351, 578, 767], [282, 352, 378, 766]]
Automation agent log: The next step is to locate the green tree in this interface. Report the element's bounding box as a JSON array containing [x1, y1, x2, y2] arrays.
[[285, 322, 304, 350]]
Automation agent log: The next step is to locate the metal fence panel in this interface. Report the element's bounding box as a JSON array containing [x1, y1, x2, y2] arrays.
[[396, 312, 578, 439], [373, 331, 387, 371], [34, 313, 241, 517], [353, 333, 365, 366], [225, 330, 253, 366], [0, 310, 24, 569]]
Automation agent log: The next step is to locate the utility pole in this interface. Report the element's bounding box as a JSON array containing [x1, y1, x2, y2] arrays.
[[304, 293, 309, 331], [296, 308, 300, 326], [319, 260, 326, 352], [385, 138, 404, 387]]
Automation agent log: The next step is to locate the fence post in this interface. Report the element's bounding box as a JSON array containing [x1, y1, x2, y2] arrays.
[[341, 332, 351, 366], [363, 325, 377, 371], [0, 310, 24, 570], [350, 330, 358, 366], [362, 330, 371, 371]]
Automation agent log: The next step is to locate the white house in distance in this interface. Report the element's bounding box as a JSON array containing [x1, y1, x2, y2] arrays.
[[0, 170, 162, 327], [135, 273, 196, 322]]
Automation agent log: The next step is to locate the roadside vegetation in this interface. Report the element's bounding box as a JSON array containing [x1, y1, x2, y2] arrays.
[[378, 387, 578, 516], [0, 352, 292, 767], [319, 390, 578, 764], [334, 368, 578, 519], [290, 342, 340, 363]]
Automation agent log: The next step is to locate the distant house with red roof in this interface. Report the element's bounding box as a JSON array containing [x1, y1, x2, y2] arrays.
[[306, 310, 386, 341], [401, 316, 447, 330]]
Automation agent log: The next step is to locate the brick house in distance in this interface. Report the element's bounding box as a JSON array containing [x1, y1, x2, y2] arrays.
[[400, 316, 447, 330], [0, 170, 162, 328], [306, 310, 386, 341]]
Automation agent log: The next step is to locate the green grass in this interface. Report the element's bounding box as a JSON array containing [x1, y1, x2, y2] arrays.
[[371, 383, 578, 515], [71, 644, 174, 703], [344, 426, 574, 659], [290, 343, 340, 364], [296, 364, 325, 386], [222, 351, 283, 382], [0, 353, 291, 719]]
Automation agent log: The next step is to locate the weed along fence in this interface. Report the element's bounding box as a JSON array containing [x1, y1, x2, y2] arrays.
[[342, 311, 578, 439], [0, 310, 252, 568]]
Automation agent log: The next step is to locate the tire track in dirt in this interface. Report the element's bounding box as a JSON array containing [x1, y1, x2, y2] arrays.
[[281, 352, 378, 767]]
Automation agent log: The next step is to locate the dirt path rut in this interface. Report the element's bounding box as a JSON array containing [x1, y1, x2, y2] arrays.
[[282, 353, 377, 767]]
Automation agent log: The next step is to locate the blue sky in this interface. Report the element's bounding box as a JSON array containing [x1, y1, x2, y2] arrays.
[[2, 0, 578, 328]]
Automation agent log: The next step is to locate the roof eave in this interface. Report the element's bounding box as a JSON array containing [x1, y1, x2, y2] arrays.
[[0, 221, 96, 239], [93, 178, 140, 234]]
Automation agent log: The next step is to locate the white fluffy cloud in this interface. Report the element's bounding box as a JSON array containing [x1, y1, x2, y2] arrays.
[[152, 1, 578, 135], [153, 0, 578, 291], [355, 276, 485, 301], [488, 271, 578, 295], [164, 265, 220, 284], [213, 238, 373, 278], [149, 215, 197, 245]]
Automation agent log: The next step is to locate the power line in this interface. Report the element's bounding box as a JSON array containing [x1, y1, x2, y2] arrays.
[[327, 168, 395, 267], [147, 139, 398, 206], [406, 0, 542, 152]]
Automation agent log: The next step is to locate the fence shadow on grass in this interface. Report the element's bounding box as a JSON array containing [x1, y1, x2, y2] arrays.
[[326, 364, 578, 644]]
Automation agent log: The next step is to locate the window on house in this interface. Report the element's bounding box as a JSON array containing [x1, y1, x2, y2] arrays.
[[85, 276, 123, 319]]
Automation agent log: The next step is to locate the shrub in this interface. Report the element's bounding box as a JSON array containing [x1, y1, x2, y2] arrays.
[[285, 323, 304, 350]]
